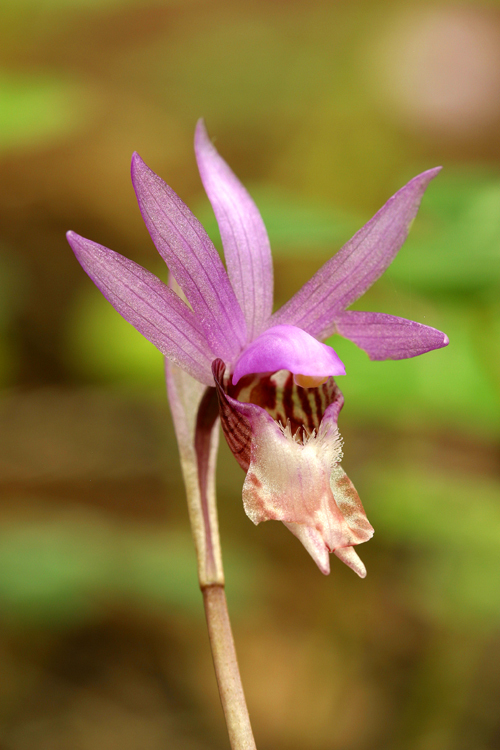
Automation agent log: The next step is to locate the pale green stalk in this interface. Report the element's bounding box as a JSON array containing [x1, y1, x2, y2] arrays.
[[166, 359, 257, 750]]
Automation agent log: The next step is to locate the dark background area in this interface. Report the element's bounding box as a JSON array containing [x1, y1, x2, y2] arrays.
[[1, 1, 500, 748]]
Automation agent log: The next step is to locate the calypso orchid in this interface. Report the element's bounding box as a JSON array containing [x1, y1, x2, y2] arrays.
[[67, 121, 448, 580]]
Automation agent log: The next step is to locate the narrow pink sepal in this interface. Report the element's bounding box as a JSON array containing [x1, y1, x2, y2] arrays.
[[272, 167, 442, 340], [283, 522, 331, 575], [195, 120, 274, 339], [67, 231, 215, 385], [232, 325, 345, 385], [131, 152, 247, 362], [335, 310, 449, 360], [334, 546, 367, 578]]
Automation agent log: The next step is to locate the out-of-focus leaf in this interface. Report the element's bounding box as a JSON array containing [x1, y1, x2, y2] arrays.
[[0, 515, 256, 627], [479, 299, 500, 387], [367, 468, 500, 624], [64, 283, 165, 387], [0, 247, 24, 386], [0, 519, 112, 626], [328, 301, 500, 436], [370, 470, 500, 550], [195, 187, 362, 257], [0, 71, 93, 152], [418, 167, 500, 223], [120, 532, 255, 611], [116, 532, 200, 611], [388, 168, 500, 291]]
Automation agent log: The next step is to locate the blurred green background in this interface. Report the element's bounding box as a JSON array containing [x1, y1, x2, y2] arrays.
[[1, 0, 500, 748]]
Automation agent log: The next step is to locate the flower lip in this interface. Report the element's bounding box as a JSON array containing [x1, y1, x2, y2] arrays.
[[213, 356, 373, 577], [231, 324, 346, 386]]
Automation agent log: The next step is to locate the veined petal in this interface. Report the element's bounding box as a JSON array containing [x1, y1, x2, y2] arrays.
[[335, 310, 449, 360], [131, 153, 247, 361], [232, 325, 345, 385], [195, 120, 273, 339], [67, 231, 215, 385], [272, 168, 441, 340]]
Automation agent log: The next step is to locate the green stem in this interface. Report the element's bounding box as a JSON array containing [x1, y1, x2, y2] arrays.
[[202, 584, 257, 750], [165, 363, 256, 748]]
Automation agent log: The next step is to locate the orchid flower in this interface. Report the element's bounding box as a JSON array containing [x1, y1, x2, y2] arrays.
[[67, 121, 448, 580]]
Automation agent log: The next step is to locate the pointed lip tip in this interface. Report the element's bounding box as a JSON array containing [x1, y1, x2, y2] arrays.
[[318, 562, 331, 576], [443, 333, 450, 346]]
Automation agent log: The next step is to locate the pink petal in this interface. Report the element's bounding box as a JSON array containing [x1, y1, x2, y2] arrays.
[[240, 411, 347, 529], [329, 464, 374, 544], [334, 546, 367, 578], [212, 359, 372, 576], [240, 412, 372, 575], [67, 232, 215, 385], [131, 153, 247, 361], [272, 168, 441, 340], [335, 310, 449, 360], [232, 325, 345, 385], [283, 523, 331, 575], [195, 120, 274, 340]]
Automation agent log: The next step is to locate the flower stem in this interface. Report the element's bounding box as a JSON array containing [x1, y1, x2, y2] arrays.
[[202, 584, 257, 750], [165, 364, 256, 748]]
